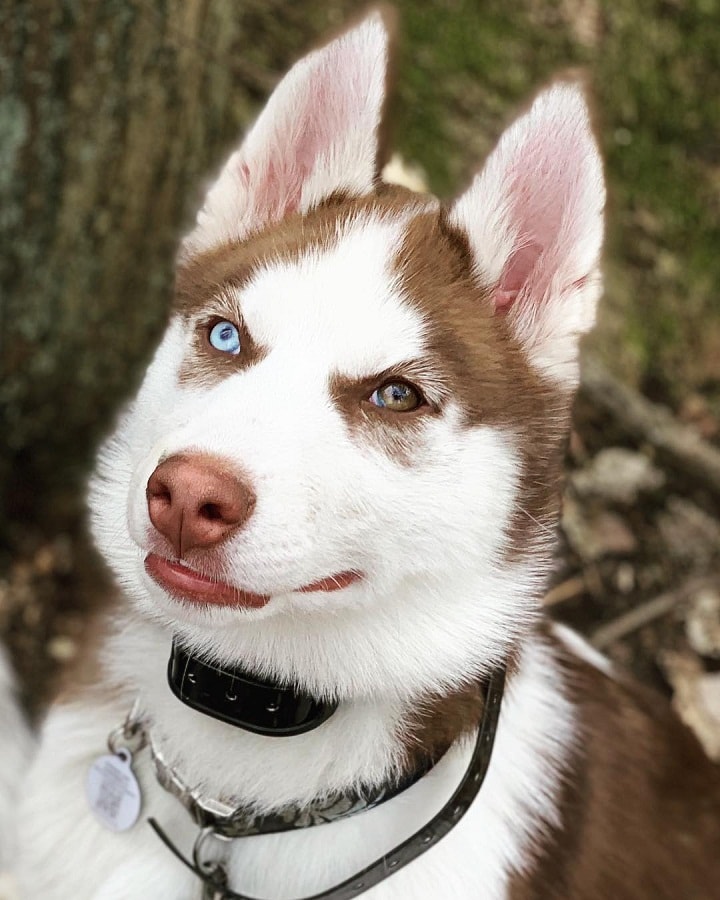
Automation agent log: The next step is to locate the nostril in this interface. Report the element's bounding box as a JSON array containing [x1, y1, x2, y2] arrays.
[[150, 489, 172, 506], [199, 502, 223, 522], [147, 473, 172, 505]]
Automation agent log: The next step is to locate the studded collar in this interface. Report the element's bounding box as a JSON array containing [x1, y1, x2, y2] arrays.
[[144, 664, 507, 898]]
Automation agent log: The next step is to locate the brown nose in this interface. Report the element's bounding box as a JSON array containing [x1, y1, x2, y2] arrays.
[[146, 454, 256, 557]]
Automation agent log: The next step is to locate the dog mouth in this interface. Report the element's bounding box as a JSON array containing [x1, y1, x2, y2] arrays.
[[144, 553, 362, 609]]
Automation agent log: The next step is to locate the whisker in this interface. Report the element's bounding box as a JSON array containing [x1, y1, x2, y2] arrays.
[[519, 506, 555, 536]]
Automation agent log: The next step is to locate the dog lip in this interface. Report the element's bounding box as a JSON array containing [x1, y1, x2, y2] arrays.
[[144, 553, 361, 609], [145, 553, 271, 609], [298, 571, 362, 593]]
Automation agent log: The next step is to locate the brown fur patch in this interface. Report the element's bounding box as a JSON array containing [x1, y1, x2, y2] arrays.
[[401, 681, 485, 771], [510, 629, 720, 899], [175, 185, 430, 315], [400, 651, 521, 773], [391, 210, 571, 562]]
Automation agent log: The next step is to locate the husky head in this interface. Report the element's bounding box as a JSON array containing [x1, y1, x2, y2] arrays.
[[90, 13, 604, 703]]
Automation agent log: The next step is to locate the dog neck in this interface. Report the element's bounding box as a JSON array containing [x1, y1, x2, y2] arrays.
[[102, 618, 492, 809], [90, 614, 575, 899]]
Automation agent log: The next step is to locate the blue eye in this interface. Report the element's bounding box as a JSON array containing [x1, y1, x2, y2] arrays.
[[208, 320, 241, 355]]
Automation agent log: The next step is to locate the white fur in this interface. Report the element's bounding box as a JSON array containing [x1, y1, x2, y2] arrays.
[[16, 630, 574, 900], [0, 646, 33, 874], [17, 696, 199, 900]]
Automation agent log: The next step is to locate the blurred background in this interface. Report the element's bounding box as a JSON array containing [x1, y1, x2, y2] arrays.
[[1, 0, 719, 753]]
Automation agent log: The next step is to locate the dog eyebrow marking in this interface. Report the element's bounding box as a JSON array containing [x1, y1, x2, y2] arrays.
[[174, 186, 429, 316], [175, 187, 437, 390]]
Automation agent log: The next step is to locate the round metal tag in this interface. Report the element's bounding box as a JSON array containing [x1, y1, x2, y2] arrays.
[[86, 750, 142, 832]]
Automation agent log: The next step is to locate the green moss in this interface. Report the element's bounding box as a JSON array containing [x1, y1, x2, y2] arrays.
[[385, 0, 720, 400]]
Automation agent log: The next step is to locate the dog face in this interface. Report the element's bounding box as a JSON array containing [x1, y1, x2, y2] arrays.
[[89, 13, 604, 701]]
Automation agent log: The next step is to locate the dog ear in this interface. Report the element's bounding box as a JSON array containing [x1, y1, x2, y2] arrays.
[[182, 12, 390, 258], [449, 83, 605, 386]]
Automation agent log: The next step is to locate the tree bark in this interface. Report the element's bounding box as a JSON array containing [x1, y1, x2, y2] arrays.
[[0, 0, 341, 550]]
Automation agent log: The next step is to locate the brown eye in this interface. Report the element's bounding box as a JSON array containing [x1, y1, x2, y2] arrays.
[[369, 381, 423, 412]]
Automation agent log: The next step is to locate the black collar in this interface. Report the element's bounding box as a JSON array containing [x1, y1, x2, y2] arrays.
[[151, 660, 507, 899], [167, 638, 338, 736], [164, 639, 437, 834]]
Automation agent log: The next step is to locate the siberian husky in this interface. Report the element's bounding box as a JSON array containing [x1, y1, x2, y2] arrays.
[[8, 11, 720, 900]]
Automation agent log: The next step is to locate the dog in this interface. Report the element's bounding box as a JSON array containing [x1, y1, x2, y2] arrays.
[[10, 11, 720, 899]]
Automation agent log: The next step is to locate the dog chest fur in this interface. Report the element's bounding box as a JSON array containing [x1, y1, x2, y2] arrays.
[[18, 621, 574, 900], [17, 620, 720, 899]]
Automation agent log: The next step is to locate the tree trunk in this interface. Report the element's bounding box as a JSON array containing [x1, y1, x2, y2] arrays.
[[0, 0, 343, 552]]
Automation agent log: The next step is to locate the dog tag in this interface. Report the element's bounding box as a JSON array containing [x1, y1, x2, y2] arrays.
[[86, 749, 142, 832]]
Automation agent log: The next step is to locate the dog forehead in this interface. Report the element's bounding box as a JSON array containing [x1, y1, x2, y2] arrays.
[[237, 215, 427, 374]]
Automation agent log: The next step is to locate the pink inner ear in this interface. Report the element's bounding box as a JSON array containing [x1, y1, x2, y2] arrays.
[[495, 242, 542, 313], [491, 127, 590, 315], [245, 53, 362, 225]]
